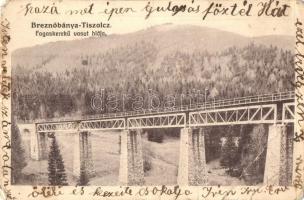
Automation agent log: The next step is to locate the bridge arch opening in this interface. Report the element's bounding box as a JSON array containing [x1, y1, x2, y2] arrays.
[[141, 127, 181, 185]]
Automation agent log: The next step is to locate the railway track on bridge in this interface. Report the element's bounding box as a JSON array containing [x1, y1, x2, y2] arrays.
[[31, 91, 295, 132], [36, 91, 295, 123]]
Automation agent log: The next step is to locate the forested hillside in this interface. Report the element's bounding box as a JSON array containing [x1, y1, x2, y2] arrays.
[[12, 25, 294, 120]]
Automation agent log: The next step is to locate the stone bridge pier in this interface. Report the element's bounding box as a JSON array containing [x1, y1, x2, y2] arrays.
[[73, 131, 95, 177], [38, 132, 51, 159], [29, 127, 50, 161], [178, 128, 208, 185], [264, 124, 293, 185], [16, 124, 40, 160], [17, 124, 40, 161], [119, 129, 144, 185]]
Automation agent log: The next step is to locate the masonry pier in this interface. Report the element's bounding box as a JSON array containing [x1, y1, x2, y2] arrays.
[[178, 128, 208, 185], [264, 124, 292, 185], [39, 132, 50, 159], [119, 129, 144, 185], [73, 131, 95, 177], [28, 124, 39, 160], [30, 130, 50, 161]]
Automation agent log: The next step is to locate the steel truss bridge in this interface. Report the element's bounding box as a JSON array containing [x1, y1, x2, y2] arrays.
[[36, 91, 295, 133]]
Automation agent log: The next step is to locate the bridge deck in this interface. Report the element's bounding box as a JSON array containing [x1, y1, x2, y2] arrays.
[[34, 91, 294, 124]]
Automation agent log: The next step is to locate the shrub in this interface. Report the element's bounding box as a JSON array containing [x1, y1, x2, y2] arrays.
[[143, 158, 152, 173], [147, 132, 164, 143]]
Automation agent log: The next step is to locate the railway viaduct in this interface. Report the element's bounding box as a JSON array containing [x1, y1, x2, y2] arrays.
[[18, 91, 295, 186]]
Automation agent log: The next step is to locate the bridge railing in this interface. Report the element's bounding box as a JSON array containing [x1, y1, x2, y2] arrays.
[[198, 91, 294, 110], [29, 91, 294, 124]]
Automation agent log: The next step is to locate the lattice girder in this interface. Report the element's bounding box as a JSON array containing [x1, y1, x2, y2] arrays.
[[189, 104, 277, 127], [80, 118, 125, 131], [36, 102, 296, 132], [37, 122, 79, 133], [127, 113, 186, 129], [282, 102, 295, 123]]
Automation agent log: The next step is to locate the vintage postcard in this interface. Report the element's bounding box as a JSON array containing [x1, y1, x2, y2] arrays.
[[1, 0, 304, 199]]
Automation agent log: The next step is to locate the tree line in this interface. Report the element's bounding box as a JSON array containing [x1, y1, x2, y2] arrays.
[[13, 42, 293, 121]]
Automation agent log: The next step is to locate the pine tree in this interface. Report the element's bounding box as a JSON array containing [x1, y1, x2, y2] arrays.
[[11, 118, 27, 184], [48, 136, 68, 185]]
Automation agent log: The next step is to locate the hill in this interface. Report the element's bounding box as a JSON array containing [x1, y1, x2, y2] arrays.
[[12, 24, 294, 120], [12, 24, 293, 72]]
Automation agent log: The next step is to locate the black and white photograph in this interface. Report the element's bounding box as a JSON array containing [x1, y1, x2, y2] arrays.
[[11, 23, 295, 186], [1, 0, 304, 199]]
